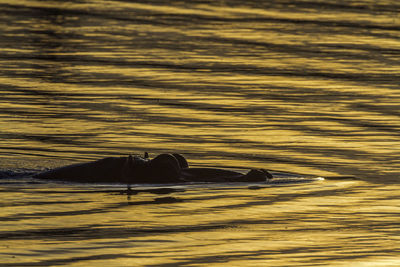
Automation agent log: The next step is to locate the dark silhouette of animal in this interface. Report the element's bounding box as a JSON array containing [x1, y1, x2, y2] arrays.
[[34, 153, 273, 184]]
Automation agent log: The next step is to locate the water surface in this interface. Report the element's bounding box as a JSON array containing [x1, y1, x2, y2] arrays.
[[1, 0, 400, 265]]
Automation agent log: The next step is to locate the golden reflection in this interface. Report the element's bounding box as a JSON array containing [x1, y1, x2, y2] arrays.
[[1, 0, 400, 264], [1, 181, 400, 266]]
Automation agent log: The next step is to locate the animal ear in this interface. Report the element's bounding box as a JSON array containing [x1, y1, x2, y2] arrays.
[[144, 152, 149, 159], [149, 154, 181, 182], [260, 169, 273, 179], [173, 153, 189, 168]]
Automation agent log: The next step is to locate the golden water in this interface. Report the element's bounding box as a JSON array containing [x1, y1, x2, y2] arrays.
[[0, 0, 399, 265]]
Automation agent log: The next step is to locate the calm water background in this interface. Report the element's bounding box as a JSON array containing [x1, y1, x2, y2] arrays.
[[1, 0, 400, 266]]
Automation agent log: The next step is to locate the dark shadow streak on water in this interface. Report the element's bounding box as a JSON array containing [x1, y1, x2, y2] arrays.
[[2, 55, 399, 87], [0, 185, 354, 225], [2, 1, 399, 29], [0, 254, 139, 267], [147, 247, 398, 267], [0, 197, 183, 222], [0, 200, 92, 208], [1, 211, 397, 241]]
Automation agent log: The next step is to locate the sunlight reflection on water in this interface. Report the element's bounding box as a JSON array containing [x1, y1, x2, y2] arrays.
[[0, 0, 400, 265], [1, 180, 400, 266]]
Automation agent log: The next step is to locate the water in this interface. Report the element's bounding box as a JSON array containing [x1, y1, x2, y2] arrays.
[[1, 0, 400, 265]]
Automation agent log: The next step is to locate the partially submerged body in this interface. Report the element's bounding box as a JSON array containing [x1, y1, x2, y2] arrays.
[[34, 153, 273, 184]]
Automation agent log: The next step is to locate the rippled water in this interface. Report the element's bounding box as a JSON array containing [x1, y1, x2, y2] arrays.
[[1, 0, 400, 265]]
